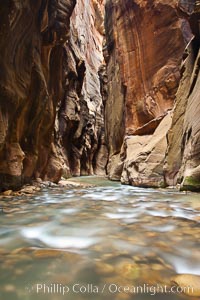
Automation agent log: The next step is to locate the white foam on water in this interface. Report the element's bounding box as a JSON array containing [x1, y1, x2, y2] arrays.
[[39, 235, 98, 249], [147, 210, 170, 217], [104, 212, 137, 219], [21, 227, 44, 239]]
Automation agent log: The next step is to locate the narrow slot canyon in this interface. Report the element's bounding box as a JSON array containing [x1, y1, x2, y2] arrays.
[[0, 1, 200, 300]]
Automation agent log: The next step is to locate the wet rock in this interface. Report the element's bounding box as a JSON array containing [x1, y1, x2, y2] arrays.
[[62, 252, 82, 263], [35, 178, 43, 184], [11, 191, 23, 196], [107, 153, 124, 181], [59, 179, 95, 188], [0, 248, 7, 255], [2, 207, 21, 214], [171, 274, 200, 297], [116, 262, 140, 281], [33, 249, 63, 259], [20, 185, 40, 194], [95, 261, 114, 276], [2, 190, 13, 196], [12, 247, 36, 255], [153, 241, 173, 252]]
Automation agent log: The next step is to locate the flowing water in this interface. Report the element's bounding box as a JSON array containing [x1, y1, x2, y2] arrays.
[[0, 176, 200, 300]]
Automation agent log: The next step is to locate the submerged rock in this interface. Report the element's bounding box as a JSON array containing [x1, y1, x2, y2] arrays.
[[171, 274, 200, 297], [33, 249, 64, 259], [95, 261, 114, 276]]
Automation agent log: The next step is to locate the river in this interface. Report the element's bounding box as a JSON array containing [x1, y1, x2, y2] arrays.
[[0, 176, 200, 300]]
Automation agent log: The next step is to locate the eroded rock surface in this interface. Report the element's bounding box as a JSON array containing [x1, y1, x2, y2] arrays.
[[104, 0, 194, 187], [121, 113, 172, 188], [58, 0, 107, 177], [0, 0, 107, 191], [0, 0, 75, 190], [104, 0, 190, 132], [165, 3, 200, 191]]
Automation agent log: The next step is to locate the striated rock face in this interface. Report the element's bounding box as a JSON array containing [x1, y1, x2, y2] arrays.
[[104, 0, 190, 133], [0, 0, 107, 191], [0, 0, 76, 190], [164, 2, 200, 191], [104, 0, 193, 186], [58, 0, 107, 177]]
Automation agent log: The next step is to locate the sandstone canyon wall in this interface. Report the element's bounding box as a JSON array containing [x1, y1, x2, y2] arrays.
[[1, 0, 200, 192], [164, 2, 200, 191], [104, 0, 200, 190], [59, 0, 107, 177], [0, 0, 107, 191]]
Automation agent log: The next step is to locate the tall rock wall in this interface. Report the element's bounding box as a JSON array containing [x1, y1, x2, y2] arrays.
[[0, 0, 107, 191], [164, 3, 200, 191], [104, 0, 195, 187], [58, 0, 107, 177]]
